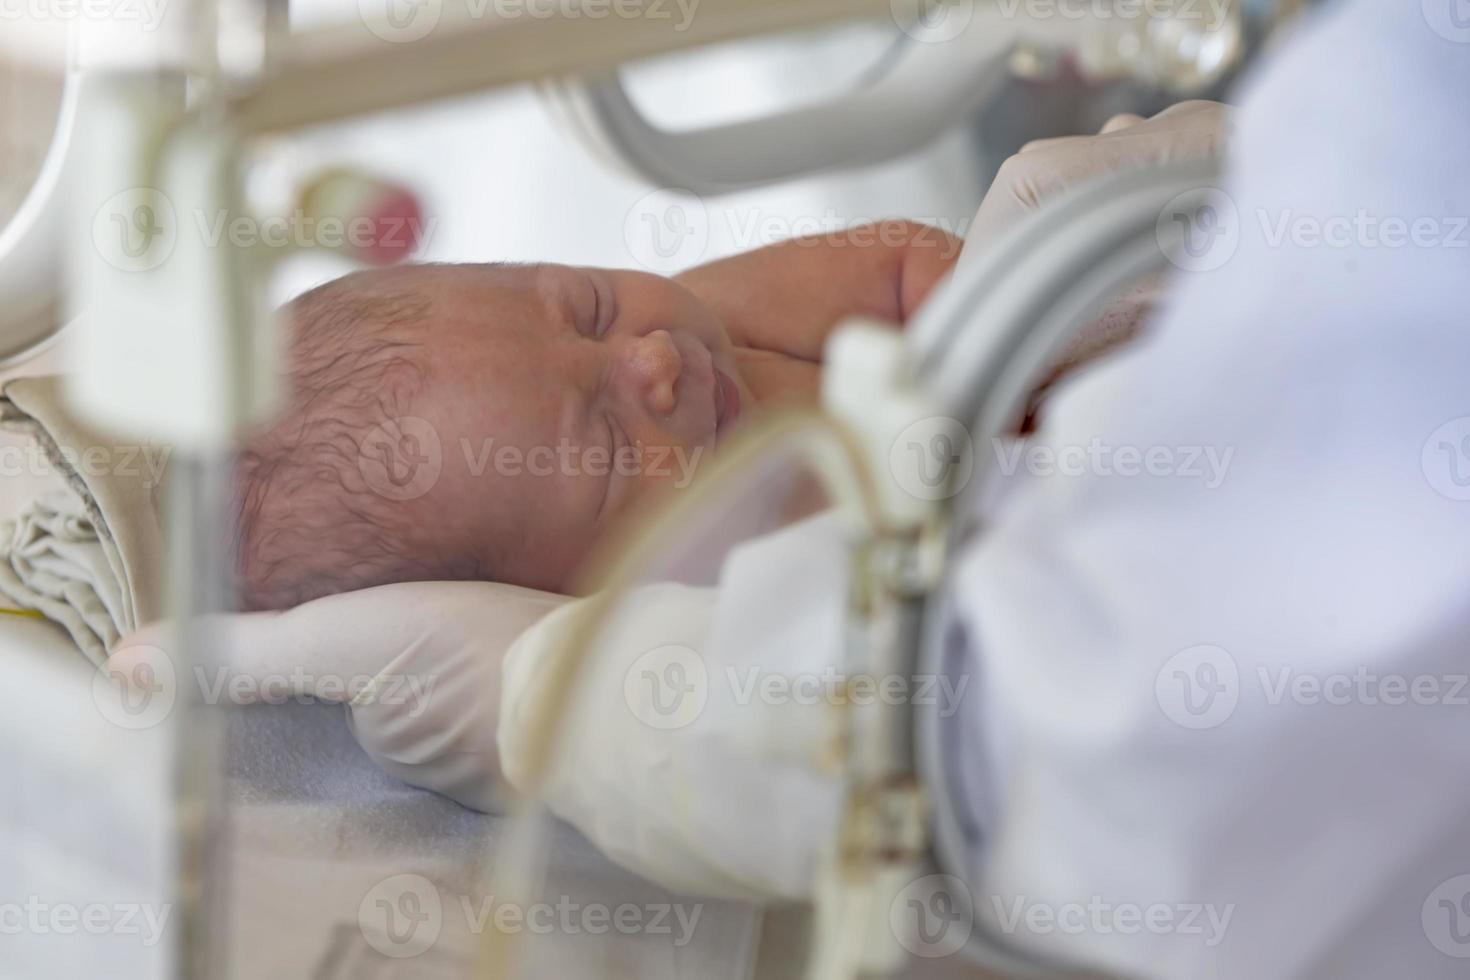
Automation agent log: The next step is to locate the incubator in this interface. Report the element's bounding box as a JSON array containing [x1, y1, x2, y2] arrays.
[[0, 1, 1307, 978]]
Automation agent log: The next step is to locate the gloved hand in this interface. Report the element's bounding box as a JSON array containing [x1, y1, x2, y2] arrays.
[[497, 513, 856, 902], [113, 580, 566, 811], [959, 100, 1234, 389], [966, 100, 1233, 246]]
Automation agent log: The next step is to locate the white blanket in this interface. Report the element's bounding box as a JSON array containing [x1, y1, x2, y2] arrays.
[[0, 374, 167, 664]]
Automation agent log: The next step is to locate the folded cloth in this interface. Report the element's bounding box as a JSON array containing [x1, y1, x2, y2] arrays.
[[0, 375, 168, 664]]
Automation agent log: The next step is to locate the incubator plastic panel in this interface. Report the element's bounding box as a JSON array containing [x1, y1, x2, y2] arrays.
[[0, 65, 72, 366]]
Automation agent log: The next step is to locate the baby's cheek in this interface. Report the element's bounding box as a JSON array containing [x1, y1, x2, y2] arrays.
[[600, 457, 697, 534]]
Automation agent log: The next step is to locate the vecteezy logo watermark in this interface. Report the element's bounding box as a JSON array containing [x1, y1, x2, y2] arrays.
[[1157, 187, 1239, 273], [1421, 417, 1470, 501], [624, 644, 708, 730], [92, 188, 178, 274], [993, 437, 1233, 488], [1424, 874, 1470, 957], [623, 189, 711, 275], [358, 874, 442, 958], [1423, 0, 1470, 44], [358, 0, 442, 43], [990, 895, 1234, 947], [1157, 645, 1470, 730], [891, 417, 975, 502], [357, 874, 705, 957], [1155, 644, 1240, 730], [890, 0, 974, 43], [92, 644, 178, 731], [891, 874, 975, 958], [358, 416, 444, 502], [0, 898, 173, 946]]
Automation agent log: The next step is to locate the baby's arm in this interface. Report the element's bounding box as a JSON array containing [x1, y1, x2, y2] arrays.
[[676, 221, 961, 362]]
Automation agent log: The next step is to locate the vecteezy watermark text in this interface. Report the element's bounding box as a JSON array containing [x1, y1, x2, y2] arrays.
[[0, 441, 170, 489], [993, 437, 1234, 489], [989, 895, 1233, 947], [92, 189, 434, 273], [1257, 209, 1470, 251], [0, 0, 167, 29], [1156, 644, 1470, 730], [358, 416, 707, 502], [888, 874, 1233, 959], [623, 644, 972, 731], [723, 665, 970, 717], [0, 898, 172, 946], [358, 0, 701, 45], [92, 644, 439, 731], [356, 874, 704, 958], [623, 192, 969, 273]]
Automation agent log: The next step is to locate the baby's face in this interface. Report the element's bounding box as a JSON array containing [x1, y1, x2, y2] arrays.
[[404, 263, 751, 592]]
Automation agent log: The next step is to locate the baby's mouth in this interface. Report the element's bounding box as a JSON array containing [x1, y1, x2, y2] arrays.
[[713, 367, 741, 440]]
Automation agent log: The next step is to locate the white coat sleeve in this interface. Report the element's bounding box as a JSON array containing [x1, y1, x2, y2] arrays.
[[943, 2, 1470, 977]]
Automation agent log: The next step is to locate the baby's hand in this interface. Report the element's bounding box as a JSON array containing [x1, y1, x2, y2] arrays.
[[677, 220, 963, 364]]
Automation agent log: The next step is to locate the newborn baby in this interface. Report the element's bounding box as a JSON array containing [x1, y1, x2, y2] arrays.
[[234, 222, 961, 609]]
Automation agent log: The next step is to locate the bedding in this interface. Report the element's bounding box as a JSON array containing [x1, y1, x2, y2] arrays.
[[0, 374, 166, 662], [1, 618, 772, 979]]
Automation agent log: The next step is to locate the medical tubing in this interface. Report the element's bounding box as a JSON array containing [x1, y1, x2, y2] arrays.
[[542, 39, 1014, 195]]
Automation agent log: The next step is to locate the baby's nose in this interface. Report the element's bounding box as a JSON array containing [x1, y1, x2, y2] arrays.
[[621, 329, 682, 417]]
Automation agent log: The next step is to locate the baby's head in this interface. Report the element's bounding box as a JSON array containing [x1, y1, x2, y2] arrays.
[[234, 262, 749, 610]]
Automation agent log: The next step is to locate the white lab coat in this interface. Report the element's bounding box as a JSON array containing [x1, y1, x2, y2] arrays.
[[940, 0, 1470, 975]]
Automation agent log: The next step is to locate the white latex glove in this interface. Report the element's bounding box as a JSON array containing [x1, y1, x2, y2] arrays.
[[959, 100, 1235, 386], [965, 100, 1232, 246], [498, 514, 856, 902], [114, 581, 566, 811]]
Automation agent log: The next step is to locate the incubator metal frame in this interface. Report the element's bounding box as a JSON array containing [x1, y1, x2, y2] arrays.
[[538, 4, 1243, 195]]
